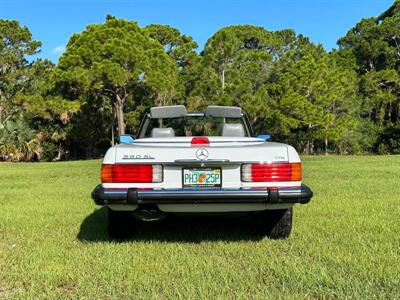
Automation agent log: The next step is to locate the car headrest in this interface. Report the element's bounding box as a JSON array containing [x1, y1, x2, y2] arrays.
[[151, 127, 175, 138], [221, 123, 245, 137]]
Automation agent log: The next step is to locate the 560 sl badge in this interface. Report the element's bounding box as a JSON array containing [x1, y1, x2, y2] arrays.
[[122, 154, 155, 160]]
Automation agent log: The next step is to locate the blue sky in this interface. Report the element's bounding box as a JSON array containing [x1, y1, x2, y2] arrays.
[[0, 0, 394, 62]]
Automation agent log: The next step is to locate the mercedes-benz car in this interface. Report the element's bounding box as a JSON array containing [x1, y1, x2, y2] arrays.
[[92, 105, 313, 239]]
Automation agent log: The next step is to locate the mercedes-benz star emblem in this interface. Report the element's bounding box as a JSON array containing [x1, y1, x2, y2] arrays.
[[195, 148, 209, 160]]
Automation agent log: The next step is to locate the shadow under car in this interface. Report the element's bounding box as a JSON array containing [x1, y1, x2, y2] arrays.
[[77, 207, 265, 243]]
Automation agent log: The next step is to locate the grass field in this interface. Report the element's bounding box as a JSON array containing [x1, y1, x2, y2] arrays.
[[0, 156, 399, 299]]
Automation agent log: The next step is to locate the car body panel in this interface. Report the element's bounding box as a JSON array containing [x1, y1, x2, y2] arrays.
[[101, 138, 301, 192]]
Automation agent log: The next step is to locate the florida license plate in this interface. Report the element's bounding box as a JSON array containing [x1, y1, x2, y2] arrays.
[[182, 168, 222, 188]]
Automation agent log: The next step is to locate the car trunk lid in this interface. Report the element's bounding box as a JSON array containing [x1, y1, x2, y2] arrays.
[[115, 137, 289, 163]]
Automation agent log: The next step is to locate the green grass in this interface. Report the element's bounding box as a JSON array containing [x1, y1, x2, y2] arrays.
[[0, 156, 399, 299]]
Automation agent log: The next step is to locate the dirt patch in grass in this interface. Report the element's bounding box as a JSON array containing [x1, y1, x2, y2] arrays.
[[56, 282, 76, 293], [0, 284, 25, 298]]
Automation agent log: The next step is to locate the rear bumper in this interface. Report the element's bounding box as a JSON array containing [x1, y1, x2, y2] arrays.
[[91, 184, 313, 206]]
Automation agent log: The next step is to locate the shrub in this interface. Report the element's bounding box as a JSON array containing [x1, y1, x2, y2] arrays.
[[375, 124, 400, 154]]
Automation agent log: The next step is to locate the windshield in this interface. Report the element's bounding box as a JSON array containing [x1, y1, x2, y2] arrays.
[[140, 116, 249, 138]]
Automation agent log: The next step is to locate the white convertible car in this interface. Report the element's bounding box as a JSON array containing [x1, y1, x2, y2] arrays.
[[92, 105, 313, 239]]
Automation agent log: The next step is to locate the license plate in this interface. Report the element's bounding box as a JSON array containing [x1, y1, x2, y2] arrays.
[[182, 168, 222, 188]]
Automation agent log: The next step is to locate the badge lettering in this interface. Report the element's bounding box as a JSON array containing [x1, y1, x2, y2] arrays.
[[122, 154, 155, 160]]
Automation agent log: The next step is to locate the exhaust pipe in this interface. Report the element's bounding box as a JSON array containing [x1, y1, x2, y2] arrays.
[[132, 205, 166, 222]]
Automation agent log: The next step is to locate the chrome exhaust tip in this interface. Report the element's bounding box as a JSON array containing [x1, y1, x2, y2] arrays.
[[132, 206, 166, 222]]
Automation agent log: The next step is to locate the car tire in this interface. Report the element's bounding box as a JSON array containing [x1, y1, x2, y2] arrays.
[[252, 208, 292, 239], [108, 207, 135, 240]]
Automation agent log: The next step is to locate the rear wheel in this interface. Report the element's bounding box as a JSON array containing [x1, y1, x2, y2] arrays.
[[108, 207, 135, 240], [252, 208, 292, 239]]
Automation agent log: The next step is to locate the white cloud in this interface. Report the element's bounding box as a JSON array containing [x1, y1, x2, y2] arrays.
[[52, 45, 66, 55]]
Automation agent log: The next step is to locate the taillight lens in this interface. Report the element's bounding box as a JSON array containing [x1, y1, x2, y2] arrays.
[[101, 164, 163, 183], [241, 163, 302, 182], [191, 136, 209, 146]]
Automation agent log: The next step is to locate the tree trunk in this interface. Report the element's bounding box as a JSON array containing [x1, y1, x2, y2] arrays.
[[305, 139, 310, 155], [115, 95, 125, 135], [325, 137, 328, 156], [221, 68, 225, 91], [325, 124, 329, 156], [111, 107, 115, 146], [310, 140, 314, 155], [305, 123, 312, 155], [54, 143, 64, 161]]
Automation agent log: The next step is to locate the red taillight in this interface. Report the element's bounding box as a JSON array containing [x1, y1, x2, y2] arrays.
[[101, 164, 163, 183], [241, 163, 302, 182], [191, 136, 209, 146]]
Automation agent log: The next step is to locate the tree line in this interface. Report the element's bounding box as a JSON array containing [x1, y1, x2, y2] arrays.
[[1, 1, 400, 161]]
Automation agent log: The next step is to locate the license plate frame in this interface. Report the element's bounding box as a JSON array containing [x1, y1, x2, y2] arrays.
[[182, 167, 222, 188]]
